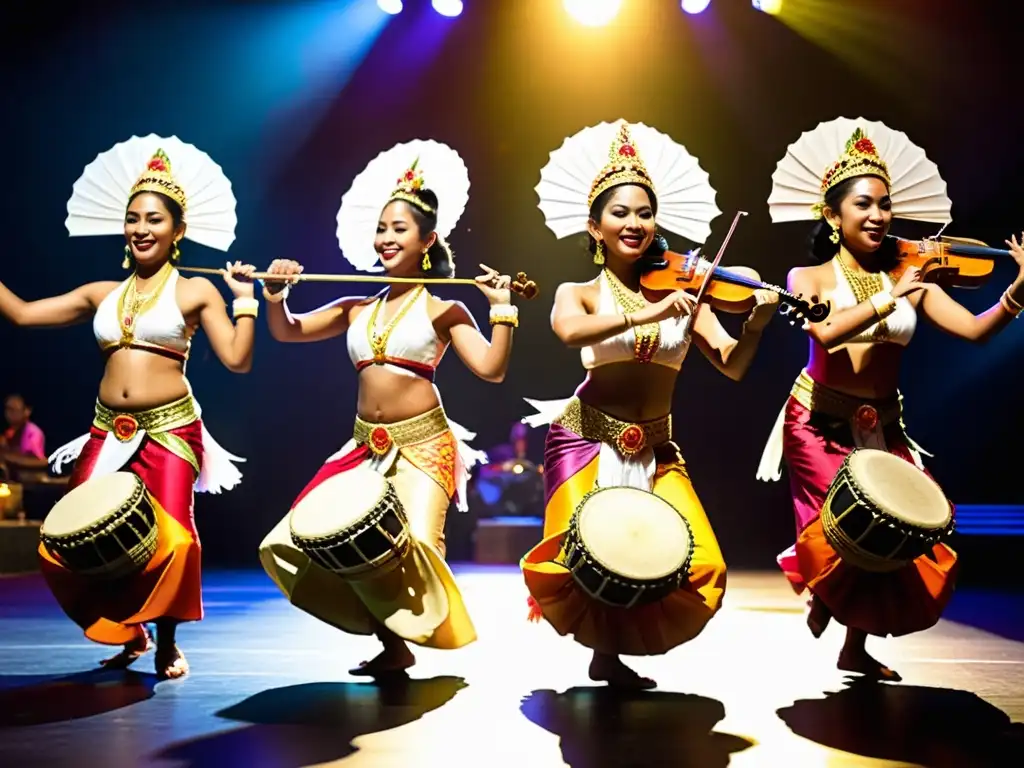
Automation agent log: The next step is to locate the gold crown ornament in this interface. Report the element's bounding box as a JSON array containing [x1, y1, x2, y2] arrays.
[[389, 157, 435, 214], [588, 122, 656, 208], [130, 149, 188, 215], [813, 128, 891, 216]]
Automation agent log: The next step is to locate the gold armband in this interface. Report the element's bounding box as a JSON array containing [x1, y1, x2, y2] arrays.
[[489, 304, 519, 328], [868, 291, 897, 319], [1000, 289, 1023, 318], [233, 297, 259, 319]]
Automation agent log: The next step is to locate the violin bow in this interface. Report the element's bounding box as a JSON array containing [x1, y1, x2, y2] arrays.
[[177, 266, 540, 298], [684, 211, 748, 337]]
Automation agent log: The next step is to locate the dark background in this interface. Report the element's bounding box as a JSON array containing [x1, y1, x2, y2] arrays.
[[2, 0, 1021, 568]]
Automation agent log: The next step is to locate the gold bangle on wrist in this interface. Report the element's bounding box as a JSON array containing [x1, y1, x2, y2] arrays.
[[1000, 290, 1022, 318], [489, 304, 519, 328], [233, 297, 259, 319], [868, 291, 896, 319]]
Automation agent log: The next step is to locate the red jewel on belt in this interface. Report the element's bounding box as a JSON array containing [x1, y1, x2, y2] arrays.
[[854, 404, 879, 431], [369, 426, 393, 455], [112, 414, 139, 443], [616, 424, 646, 457]]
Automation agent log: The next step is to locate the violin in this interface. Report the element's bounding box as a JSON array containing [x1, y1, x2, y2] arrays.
[[888, 235, 1005, 289], [639, 212, 831, 324]]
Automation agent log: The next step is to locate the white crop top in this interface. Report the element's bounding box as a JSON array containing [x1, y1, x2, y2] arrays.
[[346, 285, 447, 379], [830, 259, 917, 346], [93, 268, 191, 360], [581, 270, 691, 371]]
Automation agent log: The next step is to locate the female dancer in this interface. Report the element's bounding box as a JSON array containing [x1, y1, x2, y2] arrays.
[[758, 118, 1024, 680], [522, 120, 778, 689], [259, 139, 525, 676], [0, 136, 254, 679]]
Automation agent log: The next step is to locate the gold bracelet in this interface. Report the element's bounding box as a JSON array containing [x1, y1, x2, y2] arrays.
[[868, 291, 897, 319], [489, 304, 518, 328], [233, 297, 259, 319], [1000, 291, 1022, 318]]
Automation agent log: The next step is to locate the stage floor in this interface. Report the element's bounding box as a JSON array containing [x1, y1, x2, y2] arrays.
[[1, 567, 1022, 767]]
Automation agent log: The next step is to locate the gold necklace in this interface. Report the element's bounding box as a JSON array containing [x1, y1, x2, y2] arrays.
[[835, 254, 890, 341], [118, 262, 175, 347], [366, 284, 425, 363], [603, 268, 660, 363]]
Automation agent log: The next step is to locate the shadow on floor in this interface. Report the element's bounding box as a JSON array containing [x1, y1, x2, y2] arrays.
[[521, 686, 754, 768], [777, 676, 1024, 767], [151, 674, 467, 768], [0, 669, 158, 727]]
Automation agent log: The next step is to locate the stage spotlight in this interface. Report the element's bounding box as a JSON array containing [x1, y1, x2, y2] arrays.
[[681, 0, 711, 14], [377, 0, 402, 14], [752, 0, 782, 13], [564, 0, 621, 27], [432, 0, 463, 16]]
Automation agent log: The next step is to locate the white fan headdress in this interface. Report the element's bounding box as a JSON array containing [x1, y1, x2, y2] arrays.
[[768, 116, 951, 224], [536, 119, 721, 244], [65, 134, 238, 251], [336, 139, 470, 272]]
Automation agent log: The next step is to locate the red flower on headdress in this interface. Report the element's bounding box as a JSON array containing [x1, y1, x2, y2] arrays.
[[853, 138, 877, 155], [148, 158, 168, 172], [619, 144, 636, 158]]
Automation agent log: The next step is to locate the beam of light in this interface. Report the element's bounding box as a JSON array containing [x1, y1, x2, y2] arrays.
[[563, 0, 621, 27], [431, 0, 463, 17], [681, 0, 711, 14], [377, 0, 403, 13], [752, 0, 782, 13]]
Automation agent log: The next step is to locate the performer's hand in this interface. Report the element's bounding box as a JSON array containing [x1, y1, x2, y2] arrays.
[[890, 266, 926, 298], [475, 263, 512, 305], [635, 289, 697, 325], [222, 261, 257, 299], [747, 288, 780, 330], [263, 259, 303, 302], [1005, 232, 1024, 289]]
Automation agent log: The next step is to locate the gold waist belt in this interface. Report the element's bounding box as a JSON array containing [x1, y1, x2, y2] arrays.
[[790, 370, 903, 432], [354, 406, 449, 457], [92, 394, 200, 473], [553, 397, 671, 458]]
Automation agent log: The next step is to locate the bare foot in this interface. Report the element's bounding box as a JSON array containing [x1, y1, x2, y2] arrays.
[[349, 646, 415, 677], [806, 596, 831, 638], [99, 628, 153, 670], [837, 646, 902, 682], [155, 645, 189, 680], [589, 654, 656, 690]]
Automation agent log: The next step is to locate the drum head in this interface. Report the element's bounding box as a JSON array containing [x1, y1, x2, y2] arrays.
[[42, 472, 143, 537], [290, 466, 392, 539], [847, 449, 951, 528], [577, 487, 691, 580]]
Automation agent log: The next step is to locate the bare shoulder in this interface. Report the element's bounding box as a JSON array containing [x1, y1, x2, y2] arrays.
[[787, 263, 832, 292], [555, 278, 599, 310], [86, 280, 124, 302], [426, 293, 471, 324]]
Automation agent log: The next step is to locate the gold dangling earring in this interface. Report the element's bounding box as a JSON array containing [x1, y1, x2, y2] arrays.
[[593, 240, 605, 265], [122, 245, 131, 270], [829, 222, 840, 245], [421, 248, 431, 272], [171, 242, 181, 263]]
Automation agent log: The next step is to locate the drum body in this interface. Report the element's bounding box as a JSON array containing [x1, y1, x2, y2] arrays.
[[561, 486, 694, 609], [289, 466, 410, 579], [821, 448, 954, 573], [40, 472, 159, 580]]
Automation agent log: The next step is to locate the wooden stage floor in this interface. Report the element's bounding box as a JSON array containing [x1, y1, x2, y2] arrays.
[[1, 567, 1022, 767]]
